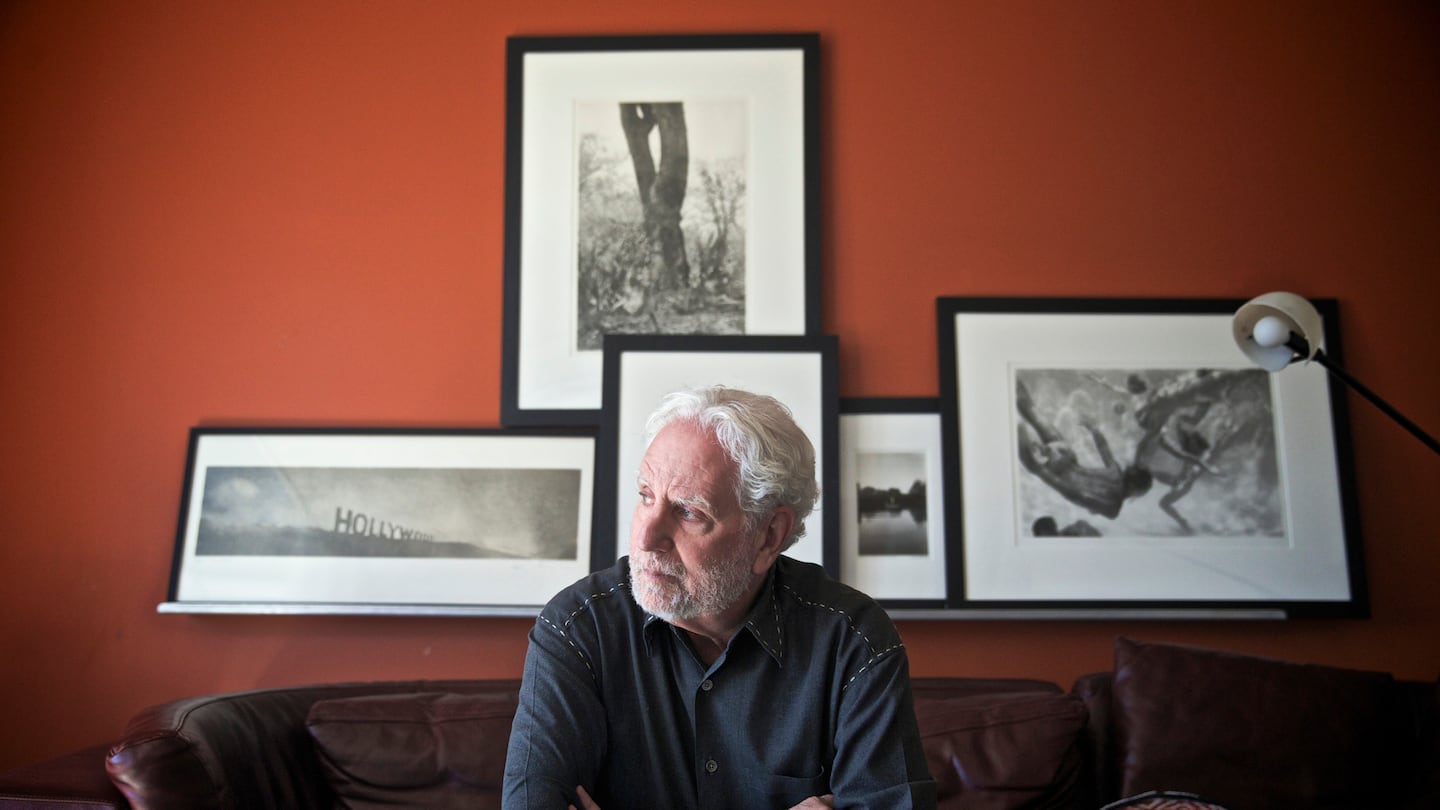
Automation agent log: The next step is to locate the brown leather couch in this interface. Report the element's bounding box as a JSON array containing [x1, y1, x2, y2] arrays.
[[1, 637, 1435, 810]]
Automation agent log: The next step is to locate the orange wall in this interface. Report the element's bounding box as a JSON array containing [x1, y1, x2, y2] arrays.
[[2, 0, 1438, 770]]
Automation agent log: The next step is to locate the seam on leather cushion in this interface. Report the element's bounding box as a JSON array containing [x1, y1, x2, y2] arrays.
[[917, 691, 1086, 799], [306, 692, 516, 794]]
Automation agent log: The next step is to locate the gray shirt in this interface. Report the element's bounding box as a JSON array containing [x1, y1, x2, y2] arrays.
[[502, 555, 936, 810]]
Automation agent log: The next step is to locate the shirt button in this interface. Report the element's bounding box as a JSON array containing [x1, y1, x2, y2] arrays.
[[700, 679, 713, 692], [705, 759, 718, 774]]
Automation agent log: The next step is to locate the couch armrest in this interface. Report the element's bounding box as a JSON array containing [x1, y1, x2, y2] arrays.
[[0, 742, 129, 809]]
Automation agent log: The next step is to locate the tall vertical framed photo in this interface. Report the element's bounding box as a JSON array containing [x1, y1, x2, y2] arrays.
[[839, 398, 949, 609], [501, 34, 822, 426], [936, 297, 1365, 617], [594, 334, 839, 577], [160, 427, 598, 615]]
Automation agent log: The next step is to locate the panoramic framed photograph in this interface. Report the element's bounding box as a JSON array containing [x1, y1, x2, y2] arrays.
[[839, 398, 949, 608], [500, 33, 822, 426], [164, 427, 598, 614], [937, 297, 1364, 617], [593, 334, 838, 577]]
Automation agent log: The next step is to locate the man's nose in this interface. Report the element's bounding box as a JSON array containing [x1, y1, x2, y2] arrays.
[[631, 502, 672, 552]]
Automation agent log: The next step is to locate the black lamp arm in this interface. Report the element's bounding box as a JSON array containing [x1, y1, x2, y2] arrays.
[[1284, 333, 1440, 456]]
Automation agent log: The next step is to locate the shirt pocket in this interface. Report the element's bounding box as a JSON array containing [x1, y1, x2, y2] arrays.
[[765, 766, 829, 807]]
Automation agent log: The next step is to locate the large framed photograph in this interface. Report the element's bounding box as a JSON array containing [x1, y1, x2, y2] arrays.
[[162, 428, 598, 615], [839, 398, 949, 609], [500, 34, 822, 426], [937, 297, 1364, 617], [594, 334, 838, 577]]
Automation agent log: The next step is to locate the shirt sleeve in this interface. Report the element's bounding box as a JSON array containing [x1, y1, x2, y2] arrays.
[[828, 644, 938, 810], [501, 613, 609, 810]]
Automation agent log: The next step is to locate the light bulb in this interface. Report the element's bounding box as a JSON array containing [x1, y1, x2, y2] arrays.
[[1252, 315, 1291, 349]]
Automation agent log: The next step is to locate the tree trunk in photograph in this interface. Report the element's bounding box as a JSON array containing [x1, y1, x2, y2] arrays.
[[620, 102, 691, 312]]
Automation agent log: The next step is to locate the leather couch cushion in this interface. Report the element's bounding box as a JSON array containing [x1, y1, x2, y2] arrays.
[[306, 691, 517, 810], [1111, 637, 1404, 810], [918, 691, 1087, 809]]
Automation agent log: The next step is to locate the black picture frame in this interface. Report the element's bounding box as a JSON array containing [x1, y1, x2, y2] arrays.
[[161, 426, 599, 616], [839, 397, 950, 610], [593, 334, 839, 579], [936, 296, 1365, 618], [501, 33, 823, 426]]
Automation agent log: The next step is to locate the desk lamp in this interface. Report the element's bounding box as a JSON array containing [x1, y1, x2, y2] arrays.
[[1232, 291, 1439, 456]]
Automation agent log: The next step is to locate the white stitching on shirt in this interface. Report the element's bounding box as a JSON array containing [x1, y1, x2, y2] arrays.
[[538, 581, 626, 683], [778, 583, 906, 691], [744, 588, 786, 661], [843, 642, 905, 690]]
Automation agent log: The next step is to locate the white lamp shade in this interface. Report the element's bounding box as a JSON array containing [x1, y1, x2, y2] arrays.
[[1232, 292, 1325, 371]]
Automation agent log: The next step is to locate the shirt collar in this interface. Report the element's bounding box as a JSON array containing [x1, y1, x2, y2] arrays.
[[740, 565, 786, 665]]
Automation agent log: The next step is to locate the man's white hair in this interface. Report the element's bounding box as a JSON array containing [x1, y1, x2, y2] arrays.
[[644, 386, 819, 550]]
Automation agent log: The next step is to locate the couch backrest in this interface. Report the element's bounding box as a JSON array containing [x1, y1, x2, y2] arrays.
[[94, 644, 1440, 810]]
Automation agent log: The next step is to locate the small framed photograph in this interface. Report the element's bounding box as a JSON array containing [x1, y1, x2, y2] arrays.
[[839, 398, 949, 608], [594, 334, 838, 577], [164, 428, 598, 614], [500, 34, 822, 426], [937, 297, 1364, 617]]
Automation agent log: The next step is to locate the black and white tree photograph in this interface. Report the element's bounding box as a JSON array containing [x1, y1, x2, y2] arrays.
[[1014, 367, 1282, 539], [503, 37, 815, 426], [574, 97, 748, 350], [854, 452, 929, 556], [196, 466, 582, 560]]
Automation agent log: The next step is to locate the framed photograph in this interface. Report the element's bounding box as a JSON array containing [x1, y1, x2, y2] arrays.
[[500, 34, 822, 426], [839, 398, 949, 608], [937, 297, 1364, 617], [163, 428, 598, 615], [593, 334, 838, 577]]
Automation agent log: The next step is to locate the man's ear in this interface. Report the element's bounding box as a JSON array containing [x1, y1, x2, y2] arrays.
[[751, 505, 794, 575]]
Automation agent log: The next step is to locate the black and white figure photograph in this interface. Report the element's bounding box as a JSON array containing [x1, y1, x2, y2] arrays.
[[575, 98, 748, 350], [940, 298, 1363, 611], [196, 467, 581, 560], [854, 452, 928, 555], [1014, 367, 1282, 539]]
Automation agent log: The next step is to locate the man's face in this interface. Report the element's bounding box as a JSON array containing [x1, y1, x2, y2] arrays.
[[628, 420, 764, 621]]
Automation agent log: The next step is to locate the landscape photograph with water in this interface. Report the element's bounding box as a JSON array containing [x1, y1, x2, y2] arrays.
[[854, 451, 929, 556], [1013, 366, 1283, 539], [574, 98, 748, 350], [195, 466, 582, 560]]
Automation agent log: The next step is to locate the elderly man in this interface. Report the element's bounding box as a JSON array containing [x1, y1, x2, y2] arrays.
[[502, 386, 935, 810]]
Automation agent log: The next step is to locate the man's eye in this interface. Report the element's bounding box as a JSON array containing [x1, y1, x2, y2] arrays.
[[638, 490, 653, 504]]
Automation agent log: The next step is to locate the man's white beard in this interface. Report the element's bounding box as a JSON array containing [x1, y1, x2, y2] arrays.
[[630, 544, 755, 621]]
